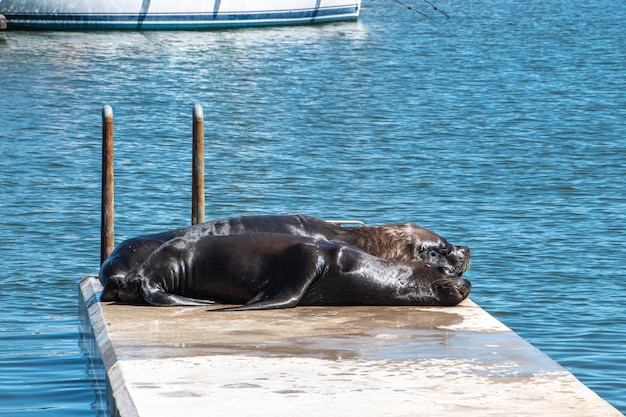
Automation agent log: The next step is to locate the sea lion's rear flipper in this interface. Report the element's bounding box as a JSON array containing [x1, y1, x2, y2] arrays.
[[216, 243, 328, 311]]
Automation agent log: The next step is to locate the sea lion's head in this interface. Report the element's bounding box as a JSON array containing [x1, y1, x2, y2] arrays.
[[101, 272, 146, 304], [347, 223, 471, 276]]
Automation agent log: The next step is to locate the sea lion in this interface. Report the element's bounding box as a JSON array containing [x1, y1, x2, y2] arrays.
[[99, 214, 470, 302], [110, 233, 471, 309]]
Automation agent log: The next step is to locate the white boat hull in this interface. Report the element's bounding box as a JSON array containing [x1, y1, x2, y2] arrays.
[[0, 0, 360, 30]]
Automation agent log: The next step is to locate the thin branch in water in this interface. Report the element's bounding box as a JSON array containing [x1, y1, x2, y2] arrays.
[[392, 0, 431, 19], [423, 0, 450, 18]]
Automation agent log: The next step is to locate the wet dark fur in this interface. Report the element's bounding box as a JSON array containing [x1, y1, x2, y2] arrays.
[[100, 214, 470, 302], [111, 233, 471, 309]]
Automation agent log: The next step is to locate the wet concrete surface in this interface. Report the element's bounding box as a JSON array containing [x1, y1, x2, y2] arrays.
[[79, 276, 623, 417]]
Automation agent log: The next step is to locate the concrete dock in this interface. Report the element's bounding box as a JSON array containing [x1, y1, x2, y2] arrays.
[[79, 275, 622, 417]]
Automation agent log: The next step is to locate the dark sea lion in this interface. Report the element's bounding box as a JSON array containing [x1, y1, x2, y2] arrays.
[[111, 233, 471, 309], [99, 214, 470, 301]]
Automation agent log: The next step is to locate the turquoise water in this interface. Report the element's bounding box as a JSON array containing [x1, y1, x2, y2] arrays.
[[1, 0, 625, 414]]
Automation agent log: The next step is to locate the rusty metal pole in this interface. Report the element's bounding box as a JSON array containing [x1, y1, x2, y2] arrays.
[[192, 104, 205, 225], [100, 105, 115, 265]]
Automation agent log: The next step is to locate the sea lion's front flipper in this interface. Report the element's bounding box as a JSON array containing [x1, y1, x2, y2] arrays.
[[141, 281, 218, 307], [215, 243, 328, 311]]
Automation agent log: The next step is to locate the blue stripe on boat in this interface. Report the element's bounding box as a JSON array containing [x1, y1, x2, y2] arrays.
[[3, 6, 359, 30]]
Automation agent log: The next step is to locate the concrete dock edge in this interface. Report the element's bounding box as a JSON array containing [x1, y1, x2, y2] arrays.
[[80, 275, 140, 417], [79, 275, 623, 417]]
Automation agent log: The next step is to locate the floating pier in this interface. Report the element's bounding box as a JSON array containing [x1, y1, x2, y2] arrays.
[[83, 105, 622, 416], [79, 276, 622, 417]]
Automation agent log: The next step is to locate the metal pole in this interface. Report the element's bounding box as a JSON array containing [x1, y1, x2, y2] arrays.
[[100, 105, 115, 265], [192, 104, 205, 225]]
